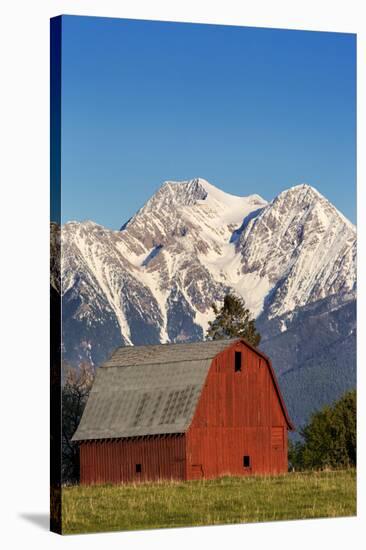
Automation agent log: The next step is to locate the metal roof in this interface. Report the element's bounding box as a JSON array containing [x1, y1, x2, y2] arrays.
[[72, 339, 237, 441], [101, 339, 239, 368]]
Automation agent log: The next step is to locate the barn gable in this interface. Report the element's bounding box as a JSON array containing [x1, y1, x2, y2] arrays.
[[72, 338, 293, 443]]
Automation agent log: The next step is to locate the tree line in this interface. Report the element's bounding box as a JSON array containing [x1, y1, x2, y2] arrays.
[[62, 362, 95, 483]]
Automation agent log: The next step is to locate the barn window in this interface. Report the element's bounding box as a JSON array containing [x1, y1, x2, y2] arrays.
[[136, 463, 142, 473], [235, 351, 242, 372], [243, 455, 250, 468]]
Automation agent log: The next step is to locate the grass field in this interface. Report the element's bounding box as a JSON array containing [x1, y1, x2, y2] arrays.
[[62, 469, 356, 534]]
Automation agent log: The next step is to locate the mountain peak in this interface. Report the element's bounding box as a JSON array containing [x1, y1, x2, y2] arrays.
[[272, 183, 354, 231], [142, 178, 208, 212], [144, 177, 267, 213], [275, 183, 323, 203], [124, 177, 268, 237], [195, 178, 267, 208]]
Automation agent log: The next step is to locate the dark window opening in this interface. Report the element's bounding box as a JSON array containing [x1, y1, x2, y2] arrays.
[[235, 351, 242, 372], [243, 455, 250, 468], [136, 463, 142, 473]]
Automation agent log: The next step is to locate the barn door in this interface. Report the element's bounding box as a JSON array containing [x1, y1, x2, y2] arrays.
[[191, 464, 204, 479], [271, 427, 284, 450]]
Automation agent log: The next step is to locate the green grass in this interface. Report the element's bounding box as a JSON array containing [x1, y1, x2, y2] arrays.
[[62, 469, 356, 534]]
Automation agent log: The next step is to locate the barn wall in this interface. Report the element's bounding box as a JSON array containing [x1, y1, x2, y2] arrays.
[[186, 341, 288, 479], [79, 434, 186, 485]]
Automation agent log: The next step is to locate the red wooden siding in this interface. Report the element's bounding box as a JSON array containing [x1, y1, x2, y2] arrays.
[[186, 341, 289, 478], [79, 434, 186, 485]]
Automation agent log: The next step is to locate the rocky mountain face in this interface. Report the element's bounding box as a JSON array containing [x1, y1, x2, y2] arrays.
[[58, 178, 356, 431], [257, 293, 356, 433]]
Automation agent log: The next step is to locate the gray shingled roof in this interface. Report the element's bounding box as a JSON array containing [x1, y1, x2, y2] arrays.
[[101, 339, 238, 368], [72, 339, 237, 441]]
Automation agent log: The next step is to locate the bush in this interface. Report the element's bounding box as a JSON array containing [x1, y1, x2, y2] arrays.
[[62, 362, 94, 483], [289, 389, 356, 470]]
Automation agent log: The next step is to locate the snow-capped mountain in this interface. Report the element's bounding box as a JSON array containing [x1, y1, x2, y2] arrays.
[[237, 184, 356, 319], [57, 177, 356, 428], [60, 177, 355, 355], [60, 178, 269, 353]]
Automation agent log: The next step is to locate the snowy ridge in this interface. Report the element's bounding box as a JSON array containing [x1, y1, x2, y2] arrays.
[[237, 183, 356, 317], [60, 178, 356, 365]]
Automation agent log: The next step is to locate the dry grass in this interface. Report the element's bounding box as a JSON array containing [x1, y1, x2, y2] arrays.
[[62, 469, 356, 534]]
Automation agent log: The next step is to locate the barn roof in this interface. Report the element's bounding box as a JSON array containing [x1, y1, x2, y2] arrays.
[[72, 339, 234, 441], [72, 338, 293, 442], [100, 339, 244, 367]]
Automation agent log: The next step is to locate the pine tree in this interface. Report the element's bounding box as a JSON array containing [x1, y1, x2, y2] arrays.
[[206, 293, 261, 346]]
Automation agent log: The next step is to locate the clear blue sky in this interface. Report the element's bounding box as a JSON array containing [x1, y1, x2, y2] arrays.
[[60, 16, 356, 228]]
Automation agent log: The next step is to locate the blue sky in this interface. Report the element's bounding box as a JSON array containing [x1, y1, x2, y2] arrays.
[[60, 16, 356, 228]]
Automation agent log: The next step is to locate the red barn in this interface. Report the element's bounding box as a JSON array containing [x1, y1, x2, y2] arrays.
[[72, 338, 294, 484]]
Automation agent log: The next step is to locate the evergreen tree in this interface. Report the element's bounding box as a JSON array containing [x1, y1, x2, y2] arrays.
[[206, 293, 261, 346]]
